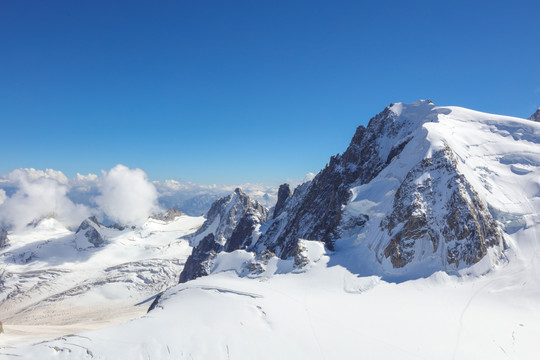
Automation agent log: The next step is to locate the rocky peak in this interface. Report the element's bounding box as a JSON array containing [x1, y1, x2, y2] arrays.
[[179, 234, 221, 283], [255, 102, 428, 258], [180, 189, 268, 282], [529, 108, 540, 122], [273, 183, 292, 218], [190, 188, 267, 247], [254, 100, 503, 273], [0, 228, 9, 248], [151, 208, 184, 222], [74, 217, 105, 250], [180, 101, 508, 282]]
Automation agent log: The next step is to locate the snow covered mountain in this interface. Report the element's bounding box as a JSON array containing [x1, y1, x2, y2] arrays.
[[2, 100, 540, 359], [180, 188, 268, 282], [256, 101, 506, 276], [181, 100, 530, 282]]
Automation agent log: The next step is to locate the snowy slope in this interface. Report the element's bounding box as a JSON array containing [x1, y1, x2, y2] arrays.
[[3, 242, 540, 360], [0, 214, 204, 347]]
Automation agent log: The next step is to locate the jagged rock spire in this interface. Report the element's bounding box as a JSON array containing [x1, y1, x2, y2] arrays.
[[179, 188, 268, 283], [189, 187, 267, 247], [529, 108, 540, 122], [273, 183, 292, 219], [0, 228, 9, 248]]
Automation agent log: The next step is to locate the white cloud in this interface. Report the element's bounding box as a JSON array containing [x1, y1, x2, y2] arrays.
[[303, 172, 316, 182], [74, 173, 99, 184], [95, 165, 160, 226], [10, 168, 70, 184], [0, 165, 285, 228], [0, 169, 91, 230]]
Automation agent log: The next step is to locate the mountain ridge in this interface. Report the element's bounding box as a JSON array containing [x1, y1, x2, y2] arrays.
[[180, 100, 540, 282]]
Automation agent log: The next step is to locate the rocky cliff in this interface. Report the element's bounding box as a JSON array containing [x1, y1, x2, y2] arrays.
[[529, 108, 540, 122], [379, 146, 503, 268], [272, 183, 292, 219], [179, 189, 268, 282], [0, 228, 9, 248]]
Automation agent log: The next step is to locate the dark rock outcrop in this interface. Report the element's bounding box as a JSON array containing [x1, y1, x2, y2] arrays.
[[245, 249, 276, 274], [74, 217, 106, 250], [273, 184, 292, 219], [225, 208, 265, 252], [179, 189, 268, 282], [0, 229, 9, 248], [179, 234, 222, 283], [529, 108, 540, 122]]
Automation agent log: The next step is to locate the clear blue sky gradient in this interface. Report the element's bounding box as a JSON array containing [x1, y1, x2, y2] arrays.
[[1, 1, 539, 185]]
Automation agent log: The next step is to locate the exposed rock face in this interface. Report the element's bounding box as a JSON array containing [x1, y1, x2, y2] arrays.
[[74, 217, 106, 250], [244, 249, 276, 275], [225, 208, 265, 252], [179, 234, 221, 283], [380, 147, 504, 268], [256, 104, 417, 258], [151, 208, 184, 222], [529, 108, 540, 122], [179, 189, 268, 282], [0, 229, 9, 248], [190, 188, 268, 247], [273, 184, 292, 219]]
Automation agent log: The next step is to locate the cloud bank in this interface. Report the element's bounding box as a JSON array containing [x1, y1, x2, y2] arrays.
[[0, 165, 287, 230], [95, 165, 159, 226], [0, 169, 92, 230]]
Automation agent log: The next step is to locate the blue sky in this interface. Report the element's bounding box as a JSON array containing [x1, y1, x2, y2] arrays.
[[1, 0, 539, 185]]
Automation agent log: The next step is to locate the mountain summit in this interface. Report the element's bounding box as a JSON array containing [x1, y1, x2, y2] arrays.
[[182, 100, 540, 281], [530, 107, 540, 122]]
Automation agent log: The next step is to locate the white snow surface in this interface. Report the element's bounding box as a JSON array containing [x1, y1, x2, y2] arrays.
[[3, 243, 540, 359], [0, 214, 205, 348], [2, 101, 540, 359]]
